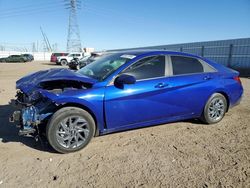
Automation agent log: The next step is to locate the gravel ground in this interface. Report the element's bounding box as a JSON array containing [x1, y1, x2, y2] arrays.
[[0, 61, 249, 188]]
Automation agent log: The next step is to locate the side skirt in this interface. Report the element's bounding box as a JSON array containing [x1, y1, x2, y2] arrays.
[[99, 113, 198, 135]]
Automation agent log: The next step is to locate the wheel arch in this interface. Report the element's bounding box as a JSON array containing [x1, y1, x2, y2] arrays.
[[214, 91, 230, 112], [57, 102, 99, 136]]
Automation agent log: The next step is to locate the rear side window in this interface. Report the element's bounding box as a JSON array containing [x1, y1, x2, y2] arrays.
[[53, 53, 61, 56], [123, 55, 166, 80], [171, 56, 204, 75]]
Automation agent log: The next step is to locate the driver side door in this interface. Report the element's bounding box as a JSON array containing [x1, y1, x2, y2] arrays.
[[104, 55, 174, 131]]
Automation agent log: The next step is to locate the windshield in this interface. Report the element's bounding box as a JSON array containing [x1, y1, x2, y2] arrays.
[[77, 53, 135, 81]]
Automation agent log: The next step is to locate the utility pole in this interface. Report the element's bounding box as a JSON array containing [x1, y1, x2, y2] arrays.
[[65, 0, 82, 52], [40, 26, 52, 52], [32, 42, 36, 52]]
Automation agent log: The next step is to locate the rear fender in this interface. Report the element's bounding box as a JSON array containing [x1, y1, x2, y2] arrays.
[[210, 85, 242, 110], [195, 87, 230, 117]]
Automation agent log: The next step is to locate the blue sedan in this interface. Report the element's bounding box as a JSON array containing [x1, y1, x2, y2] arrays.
[[11, 50, 243, 153]]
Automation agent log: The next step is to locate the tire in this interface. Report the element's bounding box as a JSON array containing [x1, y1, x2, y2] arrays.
[[46, 107, 96, 153], [201, 93, 227, 124], [60, 59, 68, 66]]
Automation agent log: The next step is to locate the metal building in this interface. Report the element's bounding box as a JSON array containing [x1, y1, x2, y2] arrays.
[[111, 38, 250, 76]]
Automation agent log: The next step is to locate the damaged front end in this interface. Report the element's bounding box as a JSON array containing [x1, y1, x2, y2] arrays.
[[9, 68, 96, 137], [9, 90, 54, 136]]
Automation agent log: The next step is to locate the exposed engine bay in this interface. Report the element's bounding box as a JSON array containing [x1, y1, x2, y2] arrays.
[[10, 90, 54, 137], [39, 80, 92, 94], [10, 79, 92, 137]]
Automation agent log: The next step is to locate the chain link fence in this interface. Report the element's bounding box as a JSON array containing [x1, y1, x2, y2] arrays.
[[165, 44, 250, 76], [111, 38, 250, 77]]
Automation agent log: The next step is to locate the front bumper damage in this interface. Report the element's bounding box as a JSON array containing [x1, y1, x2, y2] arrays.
[[9, 91, 53, 136], [11, 68, 95, 137]]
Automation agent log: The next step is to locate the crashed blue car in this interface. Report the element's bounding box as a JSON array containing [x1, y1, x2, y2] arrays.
[[10, 50, 243, 153]]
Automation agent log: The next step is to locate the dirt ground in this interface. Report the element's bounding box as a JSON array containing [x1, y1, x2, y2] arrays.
[[0, 61, 249, 188]]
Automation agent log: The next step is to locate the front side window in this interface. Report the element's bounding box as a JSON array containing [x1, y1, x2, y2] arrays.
[[171, 56, 204, 75], [77, 53, 134, 81], [123, 55, 166, 80]]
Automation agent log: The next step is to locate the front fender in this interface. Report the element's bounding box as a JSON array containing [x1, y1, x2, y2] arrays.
[[54, 97, 97, 114], [39, 88, 106, 134]]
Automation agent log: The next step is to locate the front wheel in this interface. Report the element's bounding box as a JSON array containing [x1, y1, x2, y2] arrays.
[[201, 93, 227, 124], [46, 107, 96, 153]]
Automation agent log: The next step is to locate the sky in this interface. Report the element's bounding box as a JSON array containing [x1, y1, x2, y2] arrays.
[[0, 0, 249, 51]]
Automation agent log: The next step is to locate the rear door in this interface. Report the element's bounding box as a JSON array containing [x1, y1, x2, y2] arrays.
[[165, 55, 217, 116]]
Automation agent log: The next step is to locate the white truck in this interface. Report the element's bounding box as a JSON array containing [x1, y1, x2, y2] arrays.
[[57, 53, 84, 66]]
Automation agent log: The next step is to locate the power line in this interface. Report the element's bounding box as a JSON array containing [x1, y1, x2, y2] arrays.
[[0, 5, 66, 19], [0, 0, 65, 14], [0, 42, 33, 45], [82, 2, 145, 21], [0, 5, 67, 19], [82, 7, 144, 25], [0, 0, 67, 19]]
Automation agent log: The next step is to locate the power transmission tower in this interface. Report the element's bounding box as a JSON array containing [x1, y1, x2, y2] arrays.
[[65, 0, 82, 52]]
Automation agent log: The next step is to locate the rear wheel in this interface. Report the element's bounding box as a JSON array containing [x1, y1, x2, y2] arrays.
[[60, 59, 68, 66], [46, 107, 95, 153], [201, 93, 227, 124]]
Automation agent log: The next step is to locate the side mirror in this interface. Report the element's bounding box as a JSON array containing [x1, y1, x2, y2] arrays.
[[114, 74, 136, 88]]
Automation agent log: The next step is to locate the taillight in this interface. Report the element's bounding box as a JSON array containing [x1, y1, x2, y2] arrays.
[[234, 76, 242, 85]]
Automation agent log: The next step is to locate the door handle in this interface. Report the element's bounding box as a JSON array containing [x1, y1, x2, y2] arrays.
[[155, 83, 168, 88], [203, 76, 212, 80]]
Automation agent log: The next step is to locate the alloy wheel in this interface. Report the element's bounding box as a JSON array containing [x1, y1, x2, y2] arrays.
[[56, 116, 90, 149], [208, 98, 225, 121]]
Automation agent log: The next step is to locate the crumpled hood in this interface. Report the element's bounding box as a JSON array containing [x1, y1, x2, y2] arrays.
[[16, 68, 97, 94]]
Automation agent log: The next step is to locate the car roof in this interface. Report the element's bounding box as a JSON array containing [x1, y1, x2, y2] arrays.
[[109, 49, 202, 59]]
